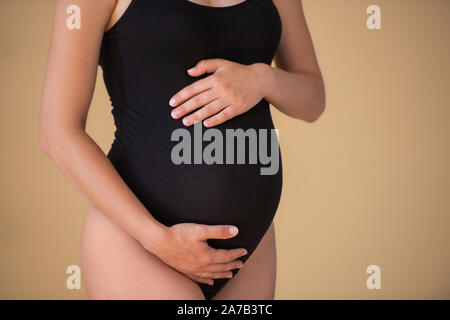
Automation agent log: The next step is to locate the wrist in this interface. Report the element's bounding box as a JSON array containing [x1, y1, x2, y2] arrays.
[[137, 218, 170, 255], [250, 62, 275, 99]]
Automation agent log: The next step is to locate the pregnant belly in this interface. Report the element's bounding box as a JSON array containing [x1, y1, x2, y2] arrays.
[[107, 102, 283, 249], [115, 146, 282, 221], [110, 144, 283, 251]]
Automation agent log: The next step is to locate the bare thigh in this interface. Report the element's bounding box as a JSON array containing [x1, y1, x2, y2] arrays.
[[212, 222, 277, 300], [80, 203, 205, 300]]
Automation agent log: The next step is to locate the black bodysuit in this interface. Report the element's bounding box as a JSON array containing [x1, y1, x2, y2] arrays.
[[98, 0, 283, 299]]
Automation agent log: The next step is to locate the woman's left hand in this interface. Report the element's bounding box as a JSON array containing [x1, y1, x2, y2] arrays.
[[169, 59, 268, 127]]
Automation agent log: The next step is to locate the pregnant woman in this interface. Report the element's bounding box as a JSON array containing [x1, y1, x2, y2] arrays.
[[39, 0, 324, 300]]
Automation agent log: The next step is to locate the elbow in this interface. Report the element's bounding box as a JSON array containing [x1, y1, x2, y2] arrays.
[[304, 101, 326, 123], [39, 128, 53, 156], [309, 83, 326, 122], [39, 128, 67, 159], [39, 121, 60, 157], [39, 115, 69, 157], [297, 80, 326, 123], [39, 108, 52, 155], [296, 95, 326, 123], [39, 122, 84, 158]]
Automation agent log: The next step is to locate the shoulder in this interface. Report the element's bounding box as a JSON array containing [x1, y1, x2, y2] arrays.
[[52, 0, 117, 20]]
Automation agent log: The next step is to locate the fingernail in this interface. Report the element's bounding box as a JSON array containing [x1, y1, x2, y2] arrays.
[[209, 280, 214, 285], [187, 67, 196, 72], [169, 98, 176, 106], [183, 117, 192, 126], [203, 119, 210, 127], [229, 226, 238, 235], [171, 110, 179, 118], [242, 249, 248, 256], [227, 274, 233, 278]]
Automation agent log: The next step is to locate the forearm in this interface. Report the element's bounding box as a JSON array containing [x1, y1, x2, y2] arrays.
[[40, 128, 168, 254], [252, 62, 326, 122]]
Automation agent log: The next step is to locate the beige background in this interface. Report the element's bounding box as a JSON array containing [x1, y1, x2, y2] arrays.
[[1, 0, 449, 299]]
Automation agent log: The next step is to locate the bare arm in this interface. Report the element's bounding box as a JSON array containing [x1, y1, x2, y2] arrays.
[[257, 0, 326, 122], [39, 0, 168, 251], [39, 0, 246, 284], [166, 0, 325, 127]]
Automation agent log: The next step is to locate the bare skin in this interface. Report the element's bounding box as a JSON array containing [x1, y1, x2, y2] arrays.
[[40, 0, 324, 299], [82, 203, 276, 299]]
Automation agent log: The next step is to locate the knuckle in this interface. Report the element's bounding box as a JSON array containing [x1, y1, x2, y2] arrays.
[[201, 255, 211, 265], [231, 250, 241, 259], [206, 89, 216, 101], [183, 88, 192, 99], [222, 108, 233, 118], [200, 104, 211, 115], [212, 102, 223, 113], [220, 82, 231, 92], [190, 112, 200, 122], [216, 113, 225, 122], [234, 97, 244, 107], [191, 95, 201, 105], [209, 74, 218, 85], [194, 225, 205, 237], [201, 225, 211, 236], [197, 107, 209, 119], [216, 250, 228, 262], [219, 225, 228, 236], [177, 106, 185, 114], [211, 74, 221, 84], [228, 252, 237, 261], [178, 91, 186, 101], [190, 263, 201, 272]]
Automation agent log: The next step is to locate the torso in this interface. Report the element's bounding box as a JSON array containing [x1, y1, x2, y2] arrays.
[[98, 0, 283, 299]]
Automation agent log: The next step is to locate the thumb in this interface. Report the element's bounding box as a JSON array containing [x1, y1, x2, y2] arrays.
[[187, 59, 224, 77], [197, 224, 239, 240]]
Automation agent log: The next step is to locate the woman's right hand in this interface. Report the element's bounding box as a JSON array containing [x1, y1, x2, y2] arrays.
[[145, 222, 248, 285]]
